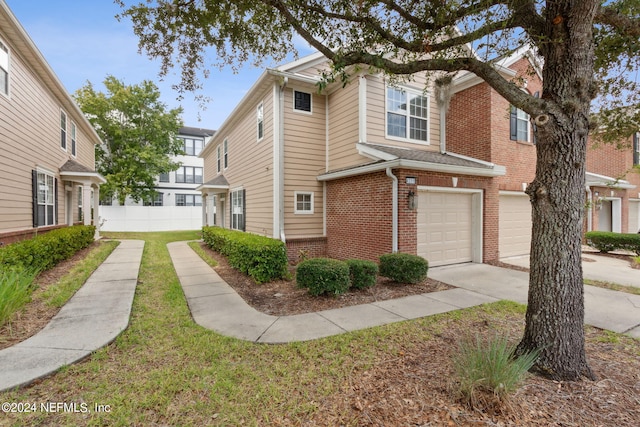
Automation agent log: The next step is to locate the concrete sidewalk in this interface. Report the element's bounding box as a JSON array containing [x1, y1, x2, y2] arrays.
[[0, 240, 143, 392], [168, 241, 640, 343], [167, 241, 499, 343]]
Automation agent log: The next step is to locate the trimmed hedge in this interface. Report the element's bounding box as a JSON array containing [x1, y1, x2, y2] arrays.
[[296, 258, 351, 296], [202, 226, 288, 284], [346, 259, 378, 289], [585, 231, 640, 256], [0, 225, 96, 273], [379, 253, 429, 284]]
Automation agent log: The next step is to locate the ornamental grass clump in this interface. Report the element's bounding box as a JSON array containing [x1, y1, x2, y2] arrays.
[[0, 267, 39, 327], [452, 334, 539, 410], [296, 258, 350, 296], [379, 253, 428, 284]]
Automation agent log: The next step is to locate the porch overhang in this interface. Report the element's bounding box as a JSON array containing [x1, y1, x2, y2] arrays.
[[585, 171, 635, 190], [197, 175, 230, 193], [59, 160, 106, 186]]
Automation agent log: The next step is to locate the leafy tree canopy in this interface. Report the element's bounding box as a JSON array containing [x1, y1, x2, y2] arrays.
[[74, 75, 184, 205]]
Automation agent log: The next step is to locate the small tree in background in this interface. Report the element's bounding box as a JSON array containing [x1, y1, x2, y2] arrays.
[[74, 75, 184, 205]]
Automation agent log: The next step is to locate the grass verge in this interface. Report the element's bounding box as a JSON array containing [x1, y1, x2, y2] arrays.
[[188, 240, 217, 267], [584, 278, 640, 295]]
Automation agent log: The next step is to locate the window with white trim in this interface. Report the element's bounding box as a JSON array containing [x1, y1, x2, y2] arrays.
[[216, 145, 221, 173], [34, 170, 56, 227], [71, 122, 77, 157], [176, 194, 202, 206], [223, 139, 228, 169], [60, 110, 67, 150], [294, 90, 312, 113], [231, 189, 245, 231], [386, 86, 429, 143], [0, 38, 9, 96], [257, 103, 264, 140], [294, 191, 314, 214], [510, 105, 530, 142]]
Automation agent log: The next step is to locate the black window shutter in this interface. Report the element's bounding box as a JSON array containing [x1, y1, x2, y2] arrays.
[[634, 133, 639, 165], [54, 178, 58, 225], [230, 195, 233, 229], [509, 105, 517, 140], [32, 170, 38, 228], [532, 91, 540, 144], [242, 189, 246, 232]]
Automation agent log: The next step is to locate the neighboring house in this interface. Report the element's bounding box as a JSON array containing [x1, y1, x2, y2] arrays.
[[0, 1, 105, 245], [99, 126, 214, 231], [585, 133, 640, 234]]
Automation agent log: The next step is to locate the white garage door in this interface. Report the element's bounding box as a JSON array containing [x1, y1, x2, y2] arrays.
[[417, 191, 473, 267], [499, 193, 532, 258], [630, 200, 640, 234]]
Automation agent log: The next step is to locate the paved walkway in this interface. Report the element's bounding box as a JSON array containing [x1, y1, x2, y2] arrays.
[[0, 240, 143, 392], [2, 239, 638, 392]]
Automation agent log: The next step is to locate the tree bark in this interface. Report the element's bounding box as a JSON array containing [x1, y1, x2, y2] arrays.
[[516, 0, 598, 381]]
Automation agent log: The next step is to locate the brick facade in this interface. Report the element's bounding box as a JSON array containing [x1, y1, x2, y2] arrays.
[[286, 237, 327, 264]]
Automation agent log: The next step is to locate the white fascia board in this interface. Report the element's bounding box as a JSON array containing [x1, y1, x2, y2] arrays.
[[585, 171, 635, 189], [59, 171, 107, 185], [277, 51, 326, 72], [317, 158, 505, 181], [356, 142, 398, 161], [195, 184, 229, 192], [452, 65, 517, 94]]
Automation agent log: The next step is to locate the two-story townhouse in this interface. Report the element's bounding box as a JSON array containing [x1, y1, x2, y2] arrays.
[[0, 1, 104, 245], [198, 51, 511, 265], [586, 132, 640, 234]]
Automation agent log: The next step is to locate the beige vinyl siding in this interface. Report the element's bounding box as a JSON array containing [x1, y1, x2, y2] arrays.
[[1, 45, 69, 232], [326, 79, 364, 171], [283, 86, 325, 238], [366, 73, 441, 151], [204, 87, 275, 235]]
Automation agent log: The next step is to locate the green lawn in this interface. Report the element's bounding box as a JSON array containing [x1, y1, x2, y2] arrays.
[[1, 231, 633, 426]]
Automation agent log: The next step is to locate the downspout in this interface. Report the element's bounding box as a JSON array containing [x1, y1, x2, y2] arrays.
[[386, 167, 398, 253], [279, 77, 288, 243], [586, 185, 593, 232], [439, 99, 446, 154]]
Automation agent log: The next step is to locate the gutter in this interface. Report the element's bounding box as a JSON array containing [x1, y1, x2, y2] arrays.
[[278, 77, 287, 243], [386, 167, 398, 253]]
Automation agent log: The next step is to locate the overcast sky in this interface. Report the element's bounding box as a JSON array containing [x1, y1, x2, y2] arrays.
[[5, 1, 313, 130]]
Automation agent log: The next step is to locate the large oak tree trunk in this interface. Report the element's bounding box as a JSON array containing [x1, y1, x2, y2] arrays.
[[516, 0, 598, 381]]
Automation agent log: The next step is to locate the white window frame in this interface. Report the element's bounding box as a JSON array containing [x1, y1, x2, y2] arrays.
[[71, 122, 77, 157], [385, 85, 430, 144], [60, 110, 67, 151], [36, 169, 56, 227], [293, 90, 312, 114], [257, 102, 264, 141], [231, 188, 244, 230], [223, 139, 228, 169], [216, 144, 221, 173], [294, 191, 314, 214], [510, 105, 531, 142], [0, 38, 9, 97]]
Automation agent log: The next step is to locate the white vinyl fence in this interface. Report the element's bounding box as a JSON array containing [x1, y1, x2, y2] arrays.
[[99, 206, 202, 232]]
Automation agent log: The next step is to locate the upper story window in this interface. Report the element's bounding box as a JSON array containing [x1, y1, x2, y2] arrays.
[[633, 132, 639, 166], [386, 86, 429, 143], [294, 90, 312, 113], [176, 166, 203, 184], [71, 122, 77, 157], [223, 139, 228, 169], [510, 106, 530, 142], [257, 103, 264, 140], [158, 172, 170, 183], [60, 111, 67, 150], [0, 39, 9, 97], [216, 145, 221, 173], [182, 137, 203, 156]]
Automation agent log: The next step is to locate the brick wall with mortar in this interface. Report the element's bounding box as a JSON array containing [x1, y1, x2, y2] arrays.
[[325, 169, 501, 263], [285, 237, 327, 264]]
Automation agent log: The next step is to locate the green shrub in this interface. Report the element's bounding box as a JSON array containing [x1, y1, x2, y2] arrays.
[[0, 225, 95, 272], [202, 226, 288, 284], [345, 259, 378, 289], [0, 267, 39, 327], [296, 258, 350, 296], [585, 231, 640, 255], [379, 253, 428, 284], [452, 335, 539, 409]]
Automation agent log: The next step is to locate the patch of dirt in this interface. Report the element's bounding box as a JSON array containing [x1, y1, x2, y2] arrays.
[[197, 242, 453, 316], [0, 242, 101, 350]]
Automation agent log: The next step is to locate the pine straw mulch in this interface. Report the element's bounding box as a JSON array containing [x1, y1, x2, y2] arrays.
[[2, 242, 639, 426]]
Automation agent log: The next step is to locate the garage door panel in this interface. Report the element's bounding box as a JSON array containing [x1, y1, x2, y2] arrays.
[[629, 201, 640, 233], [418, 191, 474, 267], [499, 194, 532, 258]]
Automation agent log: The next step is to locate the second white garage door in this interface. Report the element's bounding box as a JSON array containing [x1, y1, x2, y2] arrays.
[[417, 190, 477, 267], [499, 192, 532, 258], [630, 200, 640, 234]]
